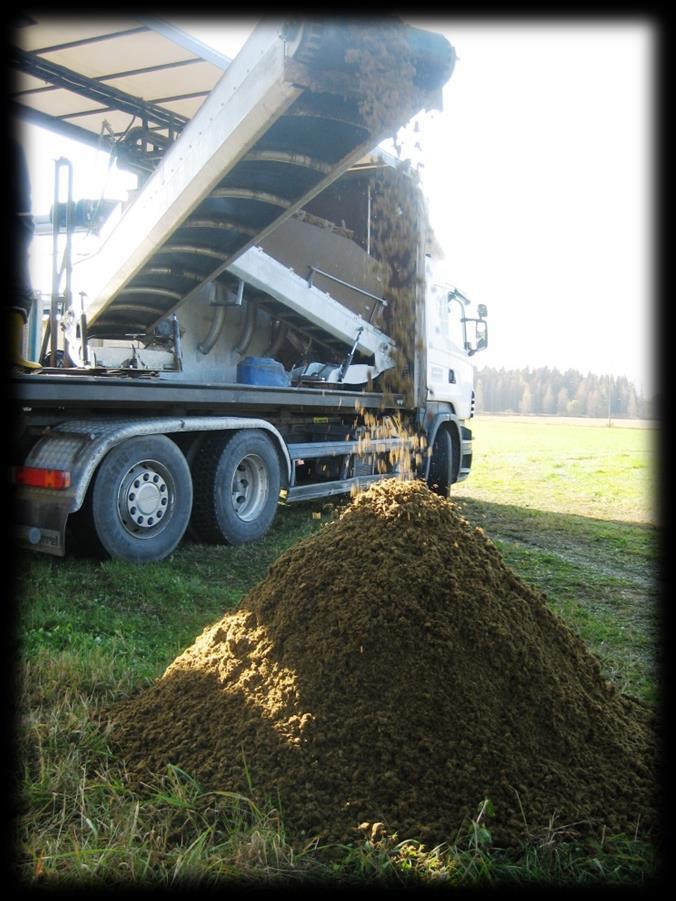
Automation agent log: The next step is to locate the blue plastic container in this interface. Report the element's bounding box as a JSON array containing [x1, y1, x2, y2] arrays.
[[236, 356, 290, 387]]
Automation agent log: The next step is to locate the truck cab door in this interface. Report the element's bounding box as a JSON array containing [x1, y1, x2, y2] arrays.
[[423, 258, 475, 420]]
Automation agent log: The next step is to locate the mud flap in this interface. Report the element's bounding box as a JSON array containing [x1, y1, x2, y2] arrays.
[[14, 496, 69, 555]]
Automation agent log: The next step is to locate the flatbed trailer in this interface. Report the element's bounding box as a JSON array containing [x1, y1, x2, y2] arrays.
[[11, 371, 402, 416]]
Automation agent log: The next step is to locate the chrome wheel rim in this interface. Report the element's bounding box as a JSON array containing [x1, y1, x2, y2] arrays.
[[117, 460, 174, 537], [230, 453, 269, 522]]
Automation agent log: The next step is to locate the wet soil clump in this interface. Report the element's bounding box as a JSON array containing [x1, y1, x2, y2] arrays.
[[107, 480, 657, 849]]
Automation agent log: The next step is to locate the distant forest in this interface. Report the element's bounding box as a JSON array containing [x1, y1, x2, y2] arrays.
[[474, 366, 655, 419]]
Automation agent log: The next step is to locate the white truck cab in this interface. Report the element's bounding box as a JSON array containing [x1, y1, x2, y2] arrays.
[[424, 255, 487, 420]]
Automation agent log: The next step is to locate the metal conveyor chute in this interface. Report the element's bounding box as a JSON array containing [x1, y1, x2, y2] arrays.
[[76, 18, 455, 339]]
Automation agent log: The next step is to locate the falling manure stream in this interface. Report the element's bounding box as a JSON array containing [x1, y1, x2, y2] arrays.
[[105, 479, 658, 850]]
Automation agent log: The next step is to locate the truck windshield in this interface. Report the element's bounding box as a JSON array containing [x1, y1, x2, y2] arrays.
[[431, 283, 464, 349]]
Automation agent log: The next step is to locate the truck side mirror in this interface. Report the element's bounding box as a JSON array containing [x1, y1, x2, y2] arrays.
[[447, 289, 488, 354], [464, 317, 488, 355], [475, 319, 488, 350]]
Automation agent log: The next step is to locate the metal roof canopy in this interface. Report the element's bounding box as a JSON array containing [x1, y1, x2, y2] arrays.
[[10, 16, 233, 174]]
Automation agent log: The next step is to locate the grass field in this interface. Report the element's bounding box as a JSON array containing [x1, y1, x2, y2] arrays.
[[12, 415, 662, 888], [454, 414, 658, 524], [453, 416, 660, 704]]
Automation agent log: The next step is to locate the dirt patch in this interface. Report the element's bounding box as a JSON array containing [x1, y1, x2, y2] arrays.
[[106, 479, 657, 849]]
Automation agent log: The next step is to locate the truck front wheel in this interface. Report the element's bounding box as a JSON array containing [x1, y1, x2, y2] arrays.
[[427, 425, 454, 497], [190, 430, 281, 545], [91, 435, 193, 563]]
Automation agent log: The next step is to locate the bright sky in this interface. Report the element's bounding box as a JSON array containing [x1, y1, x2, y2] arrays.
[[21, 18, 655, 395]]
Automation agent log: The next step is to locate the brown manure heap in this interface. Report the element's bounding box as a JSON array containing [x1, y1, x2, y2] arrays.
[[107, 479, 657, 849]]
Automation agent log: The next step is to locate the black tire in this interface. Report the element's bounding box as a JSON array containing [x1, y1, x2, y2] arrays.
[[90, 435, 193, 563], [190, 429, 281, 545], [427, 425, 453, 496]]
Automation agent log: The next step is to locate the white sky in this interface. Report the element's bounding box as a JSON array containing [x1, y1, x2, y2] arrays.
[[21, 18, 655, 395]]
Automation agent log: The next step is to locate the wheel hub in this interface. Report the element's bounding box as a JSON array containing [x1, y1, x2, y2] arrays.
[[231, 454, 269, 522], [118, 462, 170, 533]]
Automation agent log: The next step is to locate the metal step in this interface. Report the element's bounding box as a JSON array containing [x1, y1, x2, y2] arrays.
[[285, 472, 398, 502]]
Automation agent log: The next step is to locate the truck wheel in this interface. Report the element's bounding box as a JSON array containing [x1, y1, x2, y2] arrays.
[[191, 429, 281, 545], [427, 425, 453, 496], [91, 435, 193, 563]]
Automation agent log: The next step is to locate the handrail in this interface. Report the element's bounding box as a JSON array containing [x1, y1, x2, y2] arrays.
[[307, 265, 387, 323]]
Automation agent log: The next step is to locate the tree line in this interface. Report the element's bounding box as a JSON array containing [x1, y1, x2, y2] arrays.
[[474, 366, 655, 419]]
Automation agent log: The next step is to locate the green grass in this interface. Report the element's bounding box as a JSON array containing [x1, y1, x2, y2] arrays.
[[16, 501, 326, 685], [453, 415, 658, 524], [453, 415, 661, 704], [12, 417, 662, 888]]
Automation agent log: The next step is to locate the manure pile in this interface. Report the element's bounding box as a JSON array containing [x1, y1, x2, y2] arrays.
[[107, 480, 657, 848]]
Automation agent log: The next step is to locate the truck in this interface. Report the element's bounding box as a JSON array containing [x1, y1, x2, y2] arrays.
[[10, 16, 488, 563]]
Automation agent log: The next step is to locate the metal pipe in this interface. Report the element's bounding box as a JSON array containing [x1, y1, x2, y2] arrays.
[[79, 291, 89, 366], [198, 278, 245, 355], [62, 162, 74, 366], [171, 314, 183, 371], [197, 303, 225, 355], [49, 157, 74, 367], [265, 319, 288, 357], [234, 297, 258, 355], [307, 265, 387, 308], [198, 281, 222, 355], [336, 326, 363, 382]]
